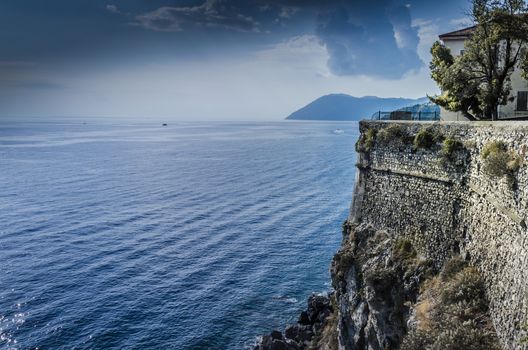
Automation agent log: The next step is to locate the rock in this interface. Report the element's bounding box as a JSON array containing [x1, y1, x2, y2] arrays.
[[298, 311, 310, 325], [255, 335, 273, 350], [284, 340, 301, 350], [302, 294, 333, 333], [255, 294, 332, 349], [255, 337, 300, 350], [270, 330, 283, 340], [332, 224, 413, 350], [270, 340, 288, 350], [284, 325, 299, 340]]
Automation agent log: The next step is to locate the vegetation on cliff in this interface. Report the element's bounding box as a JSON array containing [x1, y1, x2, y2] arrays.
[[356, 124, 467, 168], [331, 222, 500, 350], [441, 137, 464, 160], [355, 128, 377, 153], [481, 140, 523, 188], [401, 257, 501, 350], [413, 128, 438, 150], [481, 140, 522, 176]]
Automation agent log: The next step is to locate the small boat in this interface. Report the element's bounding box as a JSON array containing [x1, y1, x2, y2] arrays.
[[333, 129, 345, 134], [162, 123, 168, 127]]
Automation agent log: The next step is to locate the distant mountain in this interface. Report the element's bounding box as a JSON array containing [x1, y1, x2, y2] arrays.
[[397, 102, 440, 114], [286, 94, 429, 121]]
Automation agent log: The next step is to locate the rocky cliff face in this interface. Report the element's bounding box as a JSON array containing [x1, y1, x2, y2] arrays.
[[257, 121, 528, 350], [331, 222, 499, 350], [331, 222, 425, 349]]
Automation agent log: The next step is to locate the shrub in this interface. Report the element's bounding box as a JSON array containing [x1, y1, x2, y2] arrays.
[[355, 128, 377, 153], [441, 137, 463, 160], [507, 155, 523, 173], [413, 128, 436, 150], [392, 238, 435, 281], [377, 124, 410, 148], [440, 267, 487, 312], [400, 330, 433, 350], [428, 323, 500, 350], [400, 258, 501, 350], [481, 140, 507, 159], [439, 256, 467, 281], [393, 238, 417, 263], [481, 140, 522, 178]]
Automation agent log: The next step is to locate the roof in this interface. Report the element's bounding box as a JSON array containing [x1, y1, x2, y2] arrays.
[[439, 25, 476, 41]]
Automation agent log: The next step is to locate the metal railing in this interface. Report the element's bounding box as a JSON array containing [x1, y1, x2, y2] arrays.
[[372, 111, 440, 121]]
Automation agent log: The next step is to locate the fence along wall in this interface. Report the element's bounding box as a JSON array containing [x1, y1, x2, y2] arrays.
[[351, 120, 528, 349]]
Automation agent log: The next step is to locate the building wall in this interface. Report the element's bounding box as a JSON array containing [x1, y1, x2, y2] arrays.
[[443, 38, 466, 57], [499, 67, 528, 117], [352, 120, 528, 349]]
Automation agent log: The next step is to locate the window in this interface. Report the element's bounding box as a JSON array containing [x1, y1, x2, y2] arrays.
[[517, 91, 528, 111]]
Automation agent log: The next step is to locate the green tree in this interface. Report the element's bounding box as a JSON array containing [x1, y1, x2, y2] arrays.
[[430, 0, 528, 120]]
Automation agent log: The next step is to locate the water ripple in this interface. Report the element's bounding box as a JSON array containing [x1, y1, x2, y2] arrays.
[[0, 121, 357, 350]]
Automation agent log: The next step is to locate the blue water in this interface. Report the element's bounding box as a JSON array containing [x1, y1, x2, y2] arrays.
[[0, 120, 358, 350]]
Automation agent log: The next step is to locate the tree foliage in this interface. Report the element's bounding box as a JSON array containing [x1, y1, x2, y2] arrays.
[[430, 0, 528, 120]]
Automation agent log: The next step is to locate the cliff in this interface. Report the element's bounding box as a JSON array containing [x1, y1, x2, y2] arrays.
[[256, 121, 528, 350]]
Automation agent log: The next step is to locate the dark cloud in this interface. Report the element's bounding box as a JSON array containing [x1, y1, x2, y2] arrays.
[[315, 1, 423, 79], [0, 0, 468, 80], [135, 0, 261, 32], [132, 0, 423, 78]]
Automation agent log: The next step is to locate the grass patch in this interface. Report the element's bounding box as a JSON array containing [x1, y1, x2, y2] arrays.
[[441, 137, 463, 160], [393, 238, 417, 263], [413, 127, 443, 150], [392, 238, 435, 282], [439, 256, 467, 281], [401, 258, 500, 350], [377, 124, 412, 148], [481, 141, 523, 188]]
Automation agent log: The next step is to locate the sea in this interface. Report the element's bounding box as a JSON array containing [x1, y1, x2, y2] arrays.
[[0, 120, 358, 350]]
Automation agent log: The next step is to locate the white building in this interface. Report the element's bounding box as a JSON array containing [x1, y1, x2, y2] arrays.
[[438, 26, 528, 121]]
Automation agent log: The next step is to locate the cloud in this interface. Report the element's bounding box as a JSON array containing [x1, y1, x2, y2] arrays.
[[412, 18, 439, 63], [448, 17, 473, 29], [131, 0, 424, 79], [135, 0, 260, 33], [106, 4, 120, 14], [253, 35, 330, 76], [278, 6, 299, 19], [315, 1, 423, 79]]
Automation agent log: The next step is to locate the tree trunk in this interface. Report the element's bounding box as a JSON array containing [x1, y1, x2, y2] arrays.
[[463, 111, 479, 121], [491, 104, 498, 121]]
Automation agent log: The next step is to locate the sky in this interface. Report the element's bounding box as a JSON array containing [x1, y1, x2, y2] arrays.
[[0, 0, 473, 120]]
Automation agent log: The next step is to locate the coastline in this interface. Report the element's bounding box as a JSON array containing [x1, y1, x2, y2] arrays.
[[255, 120, 528, 350]]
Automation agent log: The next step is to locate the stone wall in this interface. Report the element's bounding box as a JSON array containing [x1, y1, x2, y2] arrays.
[[352, 120, 528, 349]]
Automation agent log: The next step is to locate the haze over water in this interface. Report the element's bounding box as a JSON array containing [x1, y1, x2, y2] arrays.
[[0, 120, 357, 349]]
